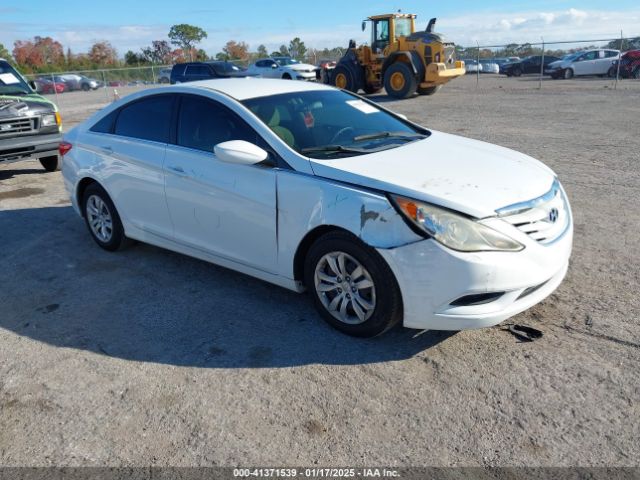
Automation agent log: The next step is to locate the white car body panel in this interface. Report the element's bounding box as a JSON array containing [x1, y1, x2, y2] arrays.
[[546, 49, 620, 77], [62, 79, 573, 331], [248, 58, 317, 81], [309, 130, 555, 219]]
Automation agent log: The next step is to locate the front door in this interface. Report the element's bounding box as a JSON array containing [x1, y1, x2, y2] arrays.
[[163, 95, 278, 271]]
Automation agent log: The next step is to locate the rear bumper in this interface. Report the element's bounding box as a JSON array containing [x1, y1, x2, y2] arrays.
[[0, 132, 61, 162]]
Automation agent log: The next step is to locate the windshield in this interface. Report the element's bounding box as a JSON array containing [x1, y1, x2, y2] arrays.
[[275, 57, 299, 66], [395, 18, 412, 38], [242, 90, 428, 159], [563, 52, 581, 61], [0, 61, 32, 95]]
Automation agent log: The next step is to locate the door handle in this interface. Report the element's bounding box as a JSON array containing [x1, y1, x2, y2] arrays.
[[99, 145, 112, 153], [168, 165, 186, 175]]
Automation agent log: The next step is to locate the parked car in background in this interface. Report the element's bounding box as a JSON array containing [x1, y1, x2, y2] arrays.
[[317, 59, 337, 82], [158, 68, 172, 83], [463, 59, 482, 73], [607, 50, 640, 79], [248, 57, 318, 81], [0, 59, 62, 171], [170, 61, 256, 84], [61, 79, 572, 337], [545, 49, 620, 79], [57, 74, 99, 91], [501, 55, 561, 76], [33, 77, 66, 94], [479, 59, 499, 74], [107, 81, 126, 87]]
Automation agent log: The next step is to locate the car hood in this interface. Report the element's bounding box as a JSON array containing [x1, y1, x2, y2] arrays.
[[0, 94, 57, 118], [308, 130, 556, 218], [547, 60, 564, 69], [288, 63, 317, 72]]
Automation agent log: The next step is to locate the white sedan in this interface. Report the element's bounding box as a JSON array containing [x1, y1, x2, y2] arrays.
[[61, 79, 572, 337], [248, 57, 317, 81]]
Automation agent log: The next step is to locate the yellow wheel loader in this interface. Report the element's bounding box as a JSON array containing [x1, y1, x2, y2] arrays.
[[329, 13, 465, 99]]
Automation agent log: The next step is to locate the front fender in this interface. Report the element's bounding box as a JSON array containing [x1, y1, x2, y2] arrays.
[[275, 170, 422, 279]]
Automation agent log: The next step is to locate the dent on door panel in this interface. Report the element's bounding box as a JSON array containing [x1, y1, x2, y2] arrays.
[[275, 171, 423, 279]]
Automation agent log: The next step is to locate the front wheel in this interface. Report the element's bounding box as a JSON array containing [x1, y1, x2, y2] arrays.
[[633, 68, 640, 80], [82, 183, 129, 252], [384, 62, 417, 99], [564, 68, 574, 79], [39, 155, 60, 172], [304, 231, 402, 337], [330, 64, 359, 92], [282, 73, 292, 80]]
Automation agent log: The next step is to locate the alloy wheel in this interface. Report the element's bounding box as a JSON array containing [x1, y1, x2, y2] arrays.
[[314, 251, 376, 325], [86, 195, 113, 243]]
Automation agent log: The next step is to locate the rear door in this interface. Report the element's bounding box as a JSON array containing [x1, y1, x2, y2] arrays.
[[597, 50, 619, 74], [90, 94, 176, 239], [163, 94, 278, 271]]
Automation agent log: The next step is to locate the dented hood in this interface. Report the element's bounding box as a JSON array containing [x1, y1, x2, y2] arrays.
[[308, 130, 556, 218]]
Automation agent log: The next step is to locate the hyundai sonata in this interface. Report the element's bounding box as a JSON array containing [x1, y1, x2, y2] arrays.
[[62, 79, 572, 337]]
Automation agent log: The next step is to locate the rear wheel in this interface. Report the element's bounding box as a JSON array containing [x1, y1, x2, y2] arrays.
[[282, 73, 292, 80], [564, 68, 574, 79], [512, 67, 522, 77], [304, 231, 402, 337], [39, 155, 60, 172], [417, 85, 441, 96], [82, 183, 129, 252], [384, 62, 417, 99], [633, 68, 640, 79]]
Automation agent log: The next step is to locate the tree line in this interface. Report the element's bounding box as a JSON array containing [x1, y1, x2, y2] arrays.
[[2, 22, 639, 74]]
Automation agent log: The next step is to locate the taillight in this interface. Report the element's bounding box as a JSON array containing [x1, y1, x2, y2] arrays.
[[59, 141, 72, 156]]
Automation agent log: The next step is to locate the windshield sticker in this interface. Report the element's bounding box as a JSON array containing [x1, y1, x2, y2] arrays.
[[0, 73, 20, 85], [346, 100, 379, 114]]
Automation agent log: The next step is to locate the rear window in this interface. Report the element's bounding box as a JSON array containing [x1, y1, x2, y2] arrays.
[[90, 110, 118, 134], [114, 95, 173, 143]]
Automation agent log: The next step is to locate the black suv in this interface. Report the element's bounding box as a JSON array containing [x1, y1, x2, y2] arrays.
[[1, 59, 62, 171], [170, 61, 257, 84], [501, 56, 561, 77]]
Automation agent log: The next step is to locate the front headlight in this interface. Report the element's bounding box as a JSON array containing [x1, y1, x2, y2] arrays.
[[390, 195, 524, 252], [41, 113, 57, 127]]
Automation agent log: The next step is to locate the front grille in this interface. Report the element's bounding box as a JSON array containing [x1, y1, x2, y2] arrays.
[[0, 117, 37, 137], [497, 180, 569, 244]]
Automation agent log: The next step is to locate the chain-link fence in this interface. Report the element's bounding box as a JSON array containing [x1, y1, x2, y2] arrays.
[[457, 36, 640, 91], [23, 65, 171, 124]]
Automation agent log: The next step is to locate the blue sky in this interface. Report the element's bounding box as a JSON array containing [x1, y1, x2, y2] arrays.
[[1, 0, 639, 55]]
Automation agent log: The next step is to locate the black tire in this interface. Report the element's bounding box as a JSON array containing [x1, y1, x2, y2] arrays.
[[81, 83, 90, 91], [512, 67, 522, 77], [633, 68, 640, 80], [550, 72, 560, 80], [330, 64, 359, 92], [384, 62, 417, 99], [304, 231, 402, 337], [282, 73, 292, 80], [564, 68, 574, 80], [607, 67, 616, 78], [417, 85, 442, 96], [82, 183, 129, 252], [39, 155, 60, 172]]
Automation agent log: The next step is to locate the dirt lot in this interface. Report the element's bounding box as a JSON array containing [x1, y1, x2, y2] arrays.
[[1, 74, 639, 467]]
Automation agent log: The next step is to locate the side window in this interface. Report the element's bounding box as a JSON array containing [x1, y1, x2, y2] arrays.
[[185, 65, 208, 76], [605, 50, 618, 58], [177, 95, 258, 153], [90, 109, 118, 134], [256, 60, 265, 68], [114, 95, 174, 143]]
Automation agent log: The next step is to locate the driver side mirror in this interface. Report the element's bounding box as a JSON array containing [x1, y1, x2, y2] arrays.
[[28, 80, 37, 91], [362, 21, 366, 31], [271, 64, 278, 69], [214, 140, 268, 165]]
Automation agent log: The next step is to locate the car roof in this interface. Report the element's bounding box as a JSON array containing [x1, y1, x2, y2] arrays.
[[184, 78, 334, 100]]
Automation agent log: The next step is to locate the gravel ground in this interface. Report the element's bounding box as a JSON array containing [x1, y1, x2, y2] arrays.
[[0, 74, 639, 467]]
